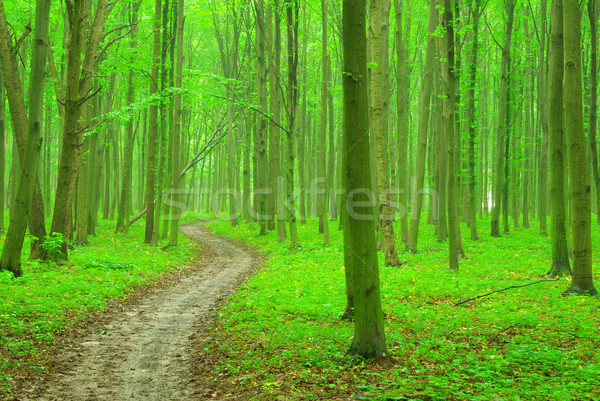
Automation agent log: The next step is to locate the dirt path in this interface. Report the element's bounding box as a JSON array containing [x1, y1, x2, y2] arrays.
[[33, 222, 257, 401]]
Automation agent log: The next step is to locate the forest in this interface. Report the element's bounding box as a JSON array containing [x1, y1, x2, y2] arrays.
[[0, 0, 599, 399]]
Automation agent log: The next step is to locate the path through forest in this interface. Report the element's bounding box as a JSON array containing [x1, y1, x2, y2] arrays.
[[32, 222, 257, 401]]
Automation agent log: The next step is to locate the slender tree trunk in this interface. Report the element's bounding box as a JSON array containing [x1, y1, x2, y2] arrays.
[[441, 0, 459, 269], [116, 0, 141, 233], [538, 0, 549, 235], [168, 0, 184, 247], [144, 0, 161, 244], [0, 70, 4, 234], [255, 0, 269, 235], [319, 0, 330, 245], [394, 0, 408, 245], [563, 0, 597, 295], [370, 0, 400, 266], [0, 1, 48, 259], [467, 0, 480, 240], [490, 0, 515, 237], [286, 0, 300, 247], [547, 0, 570, 277], [0, 0, 51, 276], [407, 0, 436, 253], [588, 0, 600, 225], [50, 0, 108, 258], [343, 0, 387, 361]]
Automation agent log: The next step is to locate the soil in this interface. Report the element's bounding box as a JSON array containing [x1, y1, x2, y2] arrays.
[[25, 222, 260, 401]]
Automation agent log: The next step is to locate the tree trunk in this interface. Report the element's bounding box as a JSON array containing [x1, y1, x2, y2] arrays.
[[116, 0, 141, 233], [319, 0, 330, 245], [285, 0, 300, 247], [342, 0, 387, 361], [144, 0, 161, 244], [168, 0, 184, 247], [50, 0, 109, 258], [563, 0, 597, 295], [490, 0, 515, 237], [0, 0, 51, 276], [370, 0, 400, 266], [467, 0, 480, 240], [255, 0, 268, 236], [441, 0, 459, 270], [0, 1, 48, 259], [407, 0, 436, 253], [547, 0, 570, 277], [538, 0, 549, 235], [394, 0, 408, 245]]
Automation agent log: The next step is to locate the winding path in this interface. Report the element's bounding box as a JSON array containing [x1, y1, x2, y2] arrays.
[[35, 222, 256, 401]]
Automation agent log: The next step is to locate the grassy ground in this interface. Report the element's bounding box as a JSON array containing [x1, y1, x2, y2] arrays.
[[0, 213, 205, 398], [201, 216, 600, 400]]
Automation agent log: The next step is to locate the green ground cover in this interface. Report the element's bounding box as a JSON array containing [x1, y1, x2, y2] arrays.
[[203, 216, 600, 400], [0, 215, 202, 397]]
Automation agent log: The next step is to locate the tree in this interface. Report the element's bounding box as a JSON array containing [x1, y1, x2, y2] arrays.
[[394, 0, 408, 245], [168, 0, 185, 247], [370, 0, 400, 266], [467, 0, 481, 241], [537, 0, 549, 236], [0, 0, 51, 277], [547, 0, 570, 277], [50, 0, 109, 258], [115, 0, 141, 234], [588, 0, 600, 224], [407, 0, 436, 253], [319, 0, 330, 245], [0, 0, 48, 259], [490, 0, 515, 237], [563, 0, 597, 295], [343, 0, 387, 361], [285, 0, 300, 248], [254, 0, 268, 236], [144, 0, 162, 244], [441, 0, 459, 269]]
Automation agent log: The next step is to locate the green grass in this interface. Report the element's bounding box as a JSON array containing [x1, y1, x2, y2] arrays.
[[203, 216, 600, 400], [0, 215, 200, 397]]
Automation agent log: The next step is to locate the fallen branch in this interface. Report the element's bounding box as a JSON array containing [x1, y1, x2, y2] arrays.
[[454, 278, 560, 307]]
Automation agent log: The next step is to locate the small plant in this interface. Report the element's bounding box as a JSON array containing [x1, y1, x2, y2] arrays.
[[40, 232, 66, 256]]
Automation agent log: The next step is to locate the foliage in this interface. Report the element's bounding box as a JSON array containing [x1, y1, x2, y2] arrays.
[[199, 217, 600, 400], [0, 218, 197, 397]]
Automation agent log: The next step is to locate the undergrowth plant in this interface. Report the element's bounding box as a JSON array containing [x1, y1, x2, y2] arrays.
[[202, 216, 600, 400]]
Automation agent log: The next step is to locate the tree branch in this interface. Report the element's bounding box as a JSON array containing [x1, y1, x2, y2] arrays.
[[454, 279, 560, 306]]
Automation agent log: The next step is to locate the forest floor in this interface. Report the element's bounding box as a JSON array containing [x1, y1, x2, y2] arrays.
[[16, 222, 262, 401]]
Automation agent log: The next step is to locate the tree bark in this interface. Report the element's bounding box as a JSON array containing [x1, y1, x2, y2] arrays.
[[343, 0, 387, 361], [0, 0, 51, 276], [370, 0, 400, 266], [563, 0, 597, 295], [285, 0, 300, 247], [490, 0, 515, 237], [407, 0, 436, 253], [547, 0, 570, 277], [144, 0, 161, 244]]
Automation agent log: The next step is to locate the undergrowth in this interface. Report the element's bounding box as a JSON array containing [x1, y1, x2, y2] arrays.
[[203, 216, 600, 400]]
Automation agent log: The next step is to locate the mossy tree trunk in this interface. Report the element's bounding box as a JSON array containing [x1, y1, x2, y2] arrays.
[[0, 0, 51, 277]]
